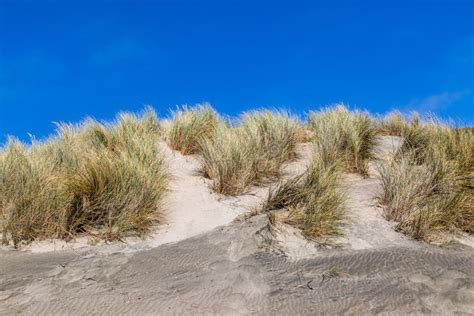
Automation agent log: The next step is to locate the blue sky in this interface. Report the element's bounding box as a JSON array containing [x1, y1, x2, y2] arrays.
[[0, 0, 473, 143]]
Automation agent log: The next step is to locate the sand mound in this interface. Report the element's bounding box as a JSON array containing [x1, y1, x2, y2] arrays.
[[1, 136, 473, 314]]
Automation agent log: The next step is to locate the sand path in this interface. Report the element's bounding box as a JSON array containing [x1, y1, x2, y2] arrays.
[[139, 141, 268, 249], [337, 137, 417, 250]]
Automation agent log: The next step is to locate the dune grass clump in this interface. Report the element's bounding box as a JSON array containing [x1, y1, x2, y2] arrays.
[[398, 118, 473, 168], [199, 111, 299, 195], [0, 108, 168, 247], [166, 104, 219, 155], [309, 105, 377, 176], [295, 124, 314, 143], [378, 151, 472, 240], [262, 148, 345, 243], [376, 111, 409, 136], [199, 124, 256, 194], [242, 110, 299, 175], [378, 119, 473, 241], [0, 141, 71, 246]]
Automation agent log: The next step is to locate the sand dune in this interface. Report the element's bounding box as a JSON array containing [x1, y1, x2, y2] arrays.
[[0, 136, 473, 315]]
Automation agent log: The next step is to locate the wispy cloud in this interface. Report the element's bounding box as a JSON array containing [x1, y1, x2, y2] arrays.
[[403, 91, 468, 113]]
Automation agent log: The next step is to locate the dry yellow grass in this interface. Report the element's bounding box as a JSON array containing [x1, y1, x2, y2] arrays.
[[378, 117, 473, 241], [0, 108, 168, 247], [262, 144, 345, 243], [2, 104, 471, 247], [166, 104, 219, 155], [309, 105, 377, 176], [376, 111, 409, 136], [200, 110, 299, 194]]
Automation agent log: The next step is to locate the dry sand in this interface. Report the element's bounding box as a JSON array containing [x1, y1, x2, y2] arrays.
[[0, 137, 473, 315]]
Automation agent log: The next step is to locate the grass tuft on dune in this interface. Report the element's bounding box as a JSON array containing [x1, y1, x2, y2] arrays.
[[166, 104, 219, 155], [378, 117, 473, 241], [262, 104, 376, 242], [376, 111, 410, 136], [200, 110, 299, 195], [0, 108, 168, 247], [309, 105, 377, 176], [262, 143, 346, 243]]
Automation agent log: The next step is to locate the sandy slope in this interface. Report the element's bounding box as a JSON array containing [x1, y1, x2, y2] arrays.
[[1, 215, 472, 315], [273, 136, 419, 258], [135, 141, 269, 249], [0, 137, 473, 315]]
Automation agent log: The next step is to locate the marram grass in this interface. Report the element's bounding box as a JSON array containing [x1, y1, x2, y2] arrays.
[[309, 105, 377, 176], [1, 104, 472, 246], [199, 110, 299, 194], [378, 116, 473, 241], [262, 144, 346, 244], [262, 147, 346, 244], [166, 103, 219, 155], [0, 108, 168, 247]]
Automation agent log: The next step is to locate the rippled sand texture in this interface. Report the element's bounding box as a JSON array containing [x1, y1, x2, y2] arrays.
[[1, 215, 473, 315]]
